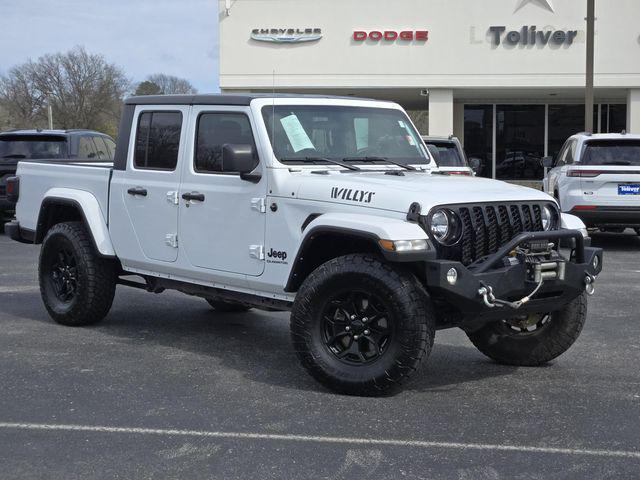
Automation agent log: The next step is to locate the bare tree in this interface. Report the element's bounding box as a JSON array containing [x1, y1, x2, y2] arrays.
[[0, 63, 47, 129], [0, 46, 130, 135], [143, 74, 197, 95]]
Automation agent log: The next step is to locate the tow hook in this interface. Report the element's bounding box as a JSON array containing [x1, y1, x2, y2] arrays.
[[584, 274, 596, 296], [478, 284, 498, 308], [478, 277, 545, 310]]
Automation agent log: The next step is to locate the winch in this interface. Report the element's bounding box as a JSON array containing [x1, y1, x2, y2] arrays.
[[478, 240, 595, 309]]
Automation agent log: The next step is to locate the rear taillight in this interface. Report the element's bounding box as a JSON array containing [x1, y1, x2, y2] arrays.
[[567, 169, 602, 177], [6, 176, 19, 203], [446, 170, 472, 176]]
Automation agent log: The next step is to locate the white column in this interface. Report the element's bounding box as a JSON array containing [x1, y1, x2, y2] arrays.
[[628, 89, 640, 133], [428, 89, 454, 136], [453, 102, 465, 143]]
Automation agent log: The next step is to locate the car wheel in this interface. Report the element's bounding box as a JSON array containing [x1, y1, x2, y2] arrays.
[[290, 254, 435, 396], [205, 298, 252, 312], [39, 221, 117, 326], [466, 292, 587, 366]]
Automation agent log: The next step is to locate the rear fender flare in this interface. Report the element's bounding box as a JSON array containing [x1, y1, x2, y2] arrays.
[[37, 188, 115, 257]]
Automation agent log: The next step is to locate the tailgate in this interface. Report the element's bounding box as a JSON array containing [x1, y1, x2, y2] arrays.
[[579, 166, 640, 206]]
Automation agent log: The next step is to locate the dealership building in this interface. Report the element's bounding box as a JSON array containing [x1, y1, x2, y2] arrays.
[[218, 0, 640, 183]]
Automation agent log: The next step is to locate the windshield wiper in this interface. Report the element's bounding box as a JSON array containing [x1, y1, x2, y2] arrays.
[[599, 161, 632, 165], [280, 156, 361, 171], [342, 156, 417, 171], [2, 154, 26, 159]]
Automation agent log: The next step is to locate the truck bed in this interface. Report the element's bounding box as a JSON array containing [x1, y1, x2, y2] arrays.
[[15, 161, 113, 232]]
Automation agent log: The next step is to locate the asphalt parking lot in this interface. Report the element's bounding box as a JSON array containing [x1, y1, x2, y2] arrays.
[[0, 230, 639, 479]]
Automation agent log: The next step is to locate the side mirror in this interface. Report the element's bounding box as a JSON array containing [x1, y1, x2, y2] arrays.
[[468, 157, 482, 175], [222, 144, 261, 183], [542, 156, 554, 168]]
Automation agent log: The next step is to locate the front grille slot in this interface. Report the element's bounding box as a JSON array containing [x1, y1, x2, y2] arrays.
[[430, 202, 551, 266]]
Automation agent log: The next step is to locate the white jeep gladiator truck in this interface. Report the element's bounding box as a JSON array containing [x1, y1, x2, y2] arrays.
[[5, 94, 603, 395]]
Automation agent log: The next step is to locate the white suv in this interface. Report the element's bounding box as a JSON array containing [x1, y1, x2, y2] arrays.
[[543, 132, 640, 234]]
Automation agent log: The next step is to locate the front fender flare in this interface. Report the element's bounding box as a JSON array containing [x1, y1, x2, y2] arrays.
[[284, 213, 431, 292], [38, 188, 116, 257]]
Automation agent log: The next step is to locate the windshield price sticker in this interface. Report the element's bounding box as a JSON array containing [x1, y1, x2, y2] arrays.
[[280, 114, 315, 152]]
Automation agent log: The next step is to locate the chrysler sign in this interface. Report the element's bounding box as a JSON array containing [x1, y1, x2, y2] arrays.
[[251, 28, 322, 43]]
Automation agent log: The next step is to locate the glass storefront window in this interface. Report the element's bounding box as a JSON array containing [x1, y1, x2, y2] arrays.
[[463, 102, 629, 181], [605, 104, 627, 133], [463, 105, 493, 178], [547, 105, 594, 160], [599, 104, 627, 133], [496, 105, 545, 180]]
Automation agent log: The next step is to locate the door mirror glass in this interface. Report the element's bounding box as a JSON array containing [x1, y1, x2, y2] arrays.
[[222, 144, 261, 182], [542, 155, 555, 168], [468, 157, 482, 175]]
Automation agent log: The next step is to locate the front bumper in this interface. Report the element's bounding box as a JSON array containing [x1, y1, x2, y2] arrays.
[[425, 229, 602, 325]]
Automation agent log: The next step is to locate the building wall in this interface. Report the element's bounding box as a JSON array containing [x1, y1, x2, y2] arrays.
[[219, 0, 640, 92]]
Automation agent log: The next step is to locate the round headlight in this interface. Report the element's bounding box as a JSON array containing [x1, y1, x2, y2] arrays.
[[542, 205, 553, 231], [429, 209, 461, 245], [430, 210, 449, 240]]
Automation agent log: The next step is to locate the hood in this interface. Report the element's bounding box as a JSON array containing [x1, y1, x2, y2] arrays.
[[291, 170, 553, 214]]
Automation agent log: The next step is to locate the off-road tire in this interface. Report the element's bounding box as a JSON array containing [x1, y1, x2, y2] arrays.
[[205, 298, 252, 312], [466, 292, 587, 366], [291, 254, 435, 396], [39, 221, 117, 326]]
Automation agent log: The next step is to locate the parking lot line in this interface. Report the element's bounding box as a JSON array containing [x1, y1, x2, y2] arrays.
[[0, 286, 38, 293], [0, 421, 638, 460]]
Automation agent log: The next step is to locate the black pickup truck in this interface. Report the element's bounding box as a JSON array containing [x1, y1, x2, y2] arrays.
[[0, 129, 115, 219]]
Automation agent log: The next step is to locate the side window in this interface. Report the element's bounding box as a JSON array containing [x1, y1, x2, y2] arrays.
[[194, 112, 256, 173], [78, 136, 98, 159], [566, 140, 577, 165], [134, 111, 183, 170], [92, 137, 109, 160], [103, 137, 116, 160]]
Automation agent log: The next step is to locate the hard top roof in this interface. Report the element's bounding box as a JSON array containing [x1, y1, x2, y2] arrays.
[[124, 93, 380, 106], [0, 129, 110, 137]]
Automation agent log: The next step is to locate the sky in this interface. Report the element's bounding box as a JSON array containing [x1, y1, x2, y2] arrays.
[[0, 0, 219, 93]]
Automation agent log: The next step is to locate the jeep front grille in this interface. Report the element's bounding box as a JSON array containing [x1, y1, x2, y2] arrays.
[[424, 202, 552, 266]]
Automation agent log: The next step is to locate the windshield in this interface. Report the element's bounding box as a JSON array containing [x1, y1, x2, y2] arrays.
[[425, 141, 465, 167], [581, 140, 640, 166], [0, 135, 67, 160], [261, 105, 430, 166]]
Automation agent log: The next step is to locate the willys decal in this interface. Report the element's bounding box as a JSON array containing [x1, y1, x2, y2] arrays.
[[330, 187, 376, 204]]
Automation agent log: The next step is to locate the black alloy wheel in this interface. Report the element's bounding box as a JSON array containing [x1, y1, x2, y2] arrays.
[[321, 291, 393, 365], [46, 246, 79, 303], [501, 313, 552, 335]]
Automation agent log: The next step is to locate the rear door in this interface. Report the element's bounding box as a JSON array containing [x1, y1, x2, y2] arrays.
[[577, 139, 640, 206], [113, 106, 189, 263], [178, 106, 266, 276]]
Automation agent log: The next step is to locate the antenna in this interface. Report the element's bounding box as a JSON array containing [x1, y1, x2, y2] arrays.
[[272, 69, 276, 155]]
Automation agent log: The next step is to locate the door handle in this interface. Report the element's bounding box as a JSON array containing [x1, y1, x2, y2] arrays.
[[182, 192, 205, 202], [127, 187, 148, 196]]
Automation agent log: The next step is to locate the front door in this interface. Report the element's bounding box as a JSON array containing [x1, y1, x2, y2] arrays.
[[113, 106, 189, 263], [179, 107, 266, 276]]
